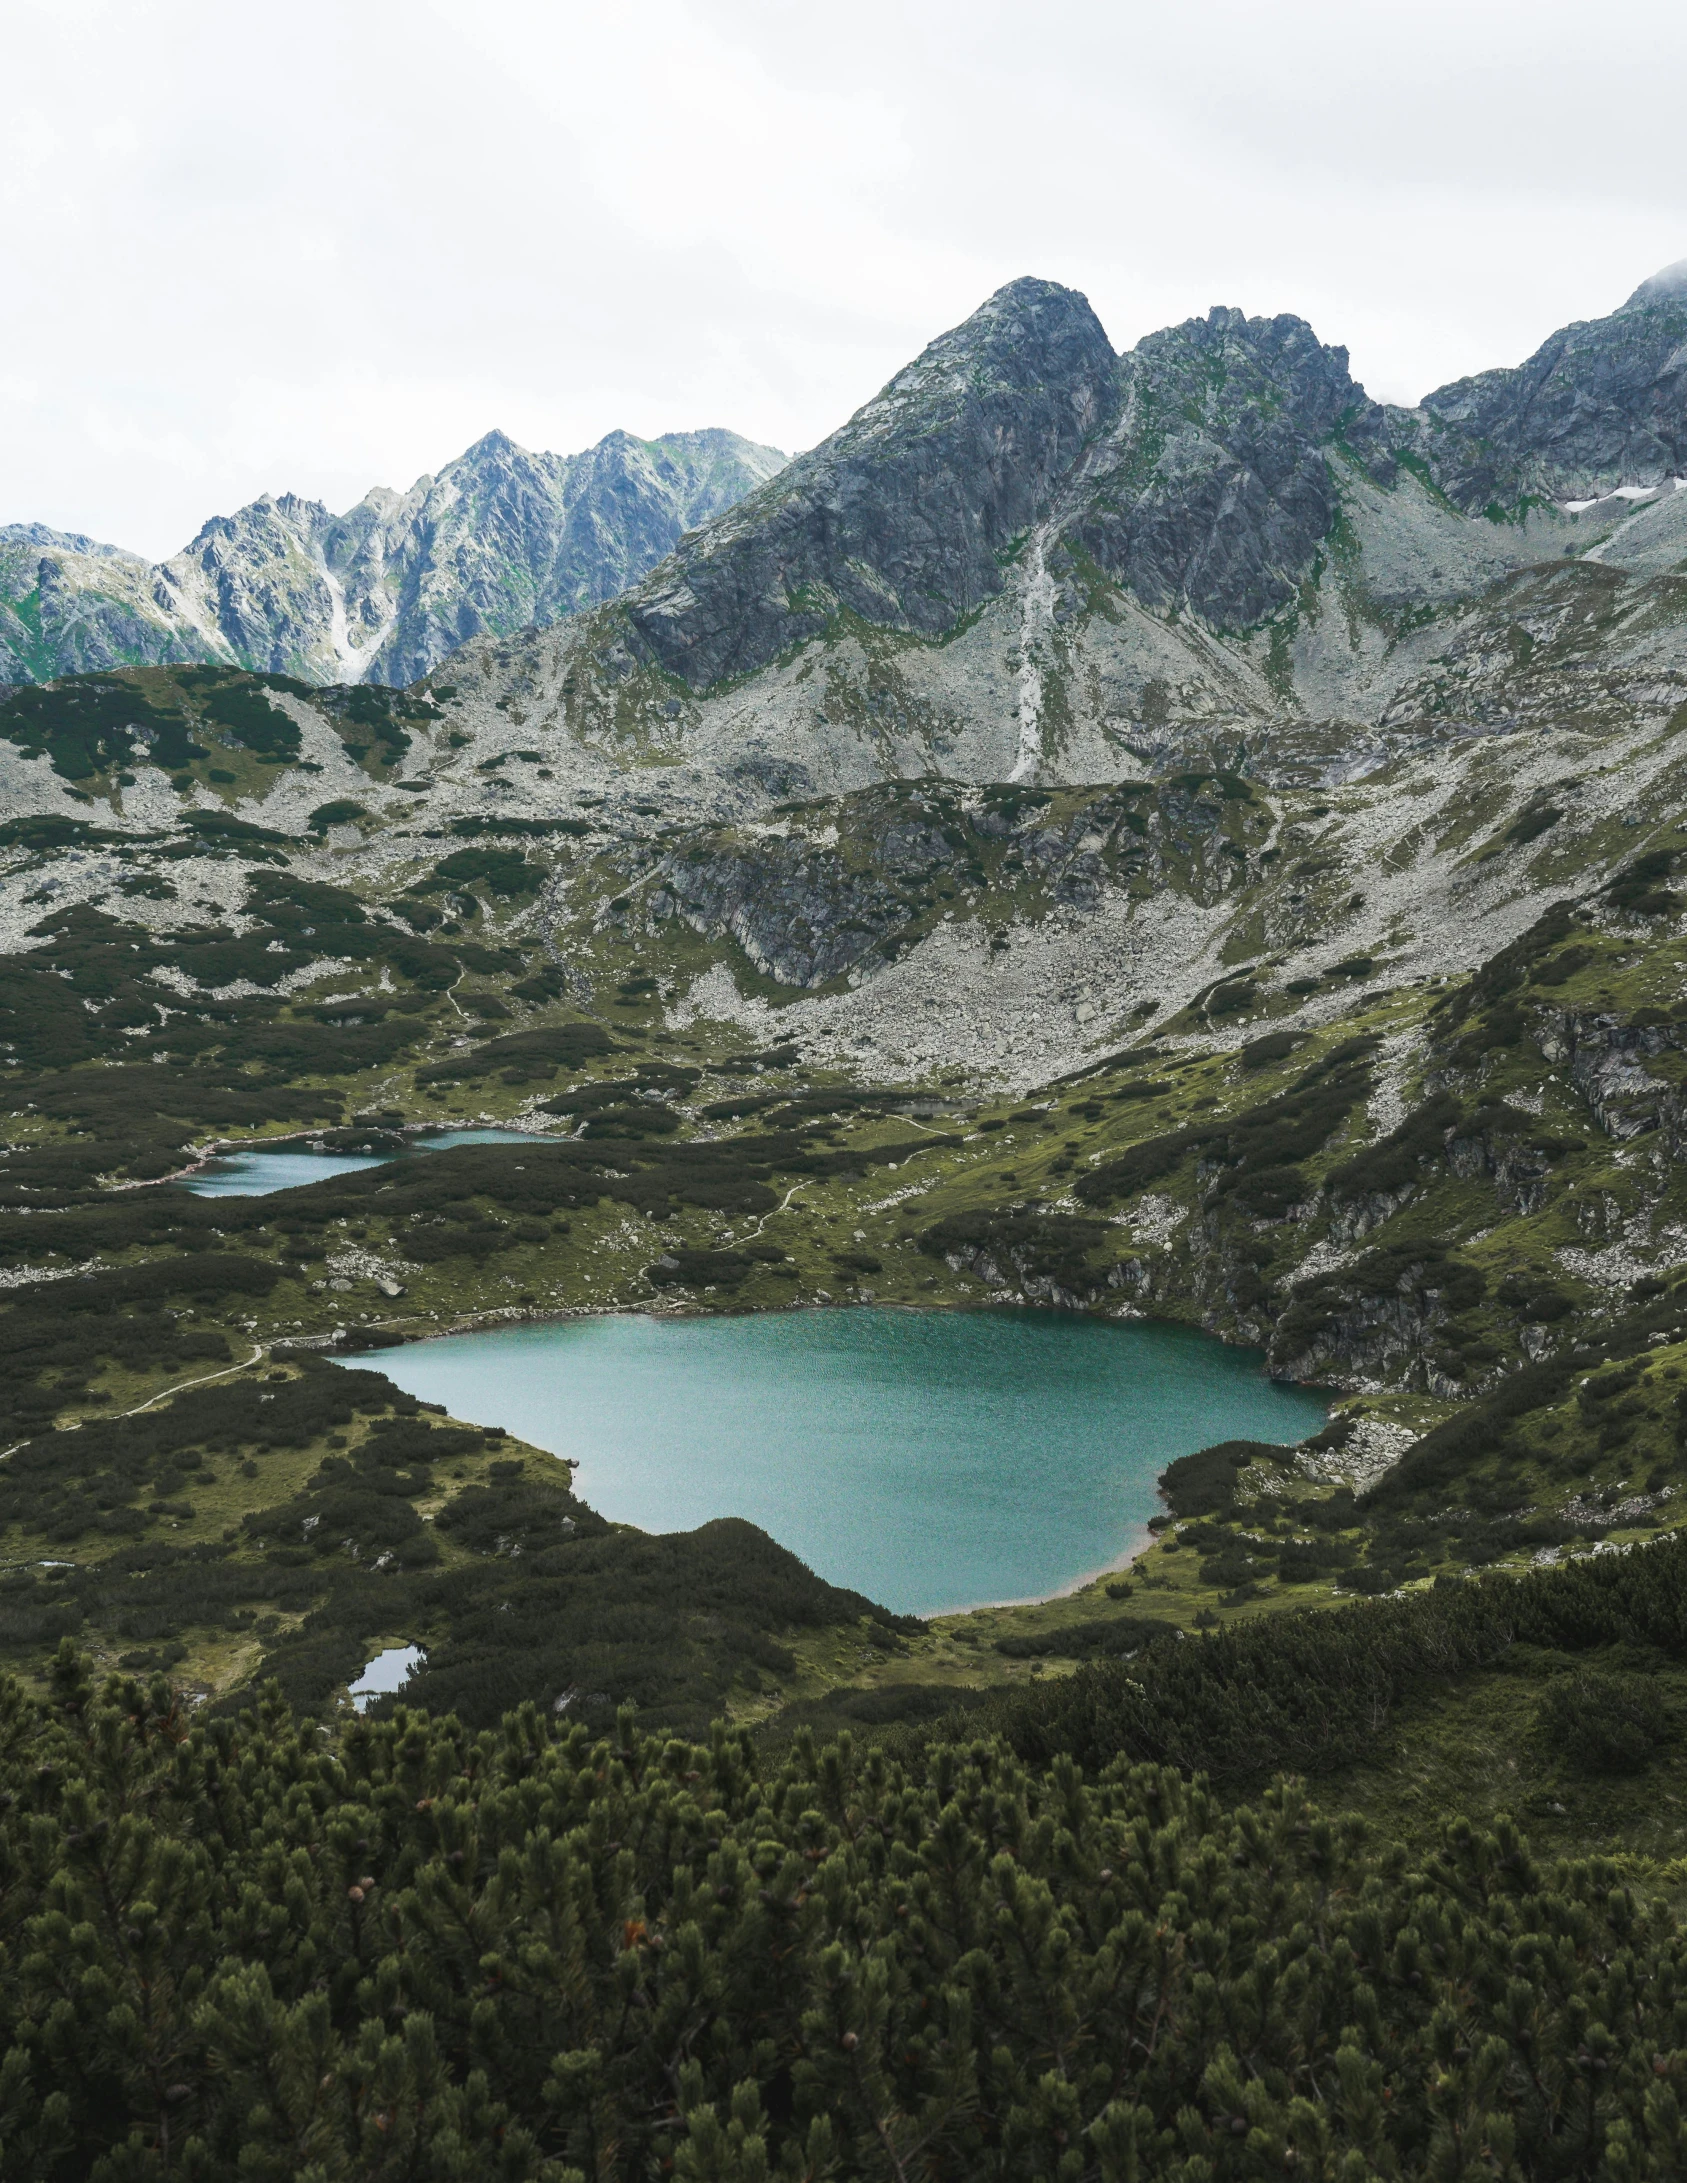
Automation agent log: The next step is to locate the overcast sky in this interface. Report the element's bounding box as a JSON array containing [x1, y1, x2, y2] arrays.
[[4, 0, 1684, 559]]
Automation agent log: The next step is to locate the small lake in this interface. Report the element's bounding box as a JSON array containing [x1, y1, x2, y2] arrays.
[[349, 1644, 426, 1711], [358, 1308, 1326, 1615], [181, 1129, 541, 1197]]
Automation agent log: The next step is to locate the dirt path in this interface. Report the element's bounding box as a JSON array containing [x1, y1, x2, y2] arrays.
[[0, 1341, 268, 1464]]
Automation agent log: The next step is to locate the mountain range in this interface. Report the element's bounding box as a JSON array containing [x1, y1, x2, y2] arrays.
[[473, 256, 1687, 809], [0, 423, 785, 690]]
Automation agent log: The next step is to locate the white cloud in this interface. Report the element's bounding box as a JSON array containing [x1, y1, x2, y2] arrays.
[[0, 0, 1682, 557]]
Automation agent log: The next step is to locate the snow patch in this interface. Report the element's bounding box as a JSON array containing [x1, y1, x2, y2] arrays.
[[1560, 478, 1687, 514], [316, 552, 397, 684]]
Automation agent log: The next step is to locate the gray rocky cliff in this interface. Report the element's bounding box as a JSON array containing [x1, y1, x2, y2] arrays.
[[615, 278, 1120, 689], [1415, 264, 1687, 509], [161, 492, 341, 674], [1066, 307, 1396, 631], [340, 426, 788, 685]]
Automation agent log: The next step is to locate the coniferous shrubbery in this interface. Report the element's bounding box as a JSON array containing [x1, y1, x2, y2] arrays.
[[3, 1648, 1687, 2179], [409, 846, 542, 899], [963, 1534, 1687, 1790], [1536, 1668, 1672, 1777], [1077, 1038, 1376, 1211], [1156, 1438, 1292, 1518]]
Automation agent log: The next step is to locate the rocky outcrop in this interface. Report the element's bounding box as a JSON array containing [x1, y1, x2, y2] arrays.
[[650, 833, 913, 988], [917, 1209, 1117, 1309], [615, 279, 1119, 689], [1067, 307, 1395, 631], [595, 778, 1253, 992], [0, 428, 784, 689], [1270, 1248, 1486, 1395], [1536, 1004, 1687, 1149], [1415, 267, 1687, 510], [1445, 1127, 1555, 1218]]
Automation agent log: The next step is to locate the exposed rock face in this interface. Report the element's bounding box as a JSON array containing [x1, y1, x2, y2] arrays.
[[334, 427, 788, 685], [619, 279, 1119, 688], [161, 493, 343, 677], [1536, 1006, 1684, 1147], [0, 427, 784, 688], [600, 778, 1264, 994], [654, 832, 915, 989], [0, 528, 203, 682], [1068, 308, 1394, 631], [1416, 269, 1687, 509], [513, 267, 1681, 781]]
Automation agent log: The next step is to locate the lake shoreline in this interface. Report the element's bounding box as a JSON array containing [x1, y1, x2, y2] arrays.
[[132, 1114, 577, 1192], [321, 1288, 1338, 1401], [342, 1304, 1327, 1619], [932, 1519, 1161, 1619]]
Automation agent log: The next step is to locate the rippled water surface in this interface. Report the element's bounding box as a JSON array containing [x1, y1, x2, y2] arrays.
[[361, 1308, 1327, 1615]]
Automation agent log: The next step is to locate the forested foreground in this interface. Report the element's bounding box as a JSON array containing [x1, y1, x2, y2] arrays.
[[6, 1600, 1687, 2183]]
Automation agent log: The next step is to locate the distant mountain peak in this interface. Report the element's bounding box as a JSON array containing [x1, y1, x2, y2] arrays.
[[1624, 257, 1687, 309], [1, 425, 786, 689], [0, 521, 143, 563], [975, 273, 1096, 318]]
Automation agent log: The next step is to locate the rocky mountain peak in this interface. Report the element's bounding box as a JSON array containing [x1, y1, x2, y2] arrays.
[[851, 276, 1116, 441], [613, 278, 1118, 689], [1130, 306, 1378, 440], [1418, 280, 1687, 510], [180, 491, 332, 556], [1064, 304, 1389, 631], [1624, 257, 1687, 309]]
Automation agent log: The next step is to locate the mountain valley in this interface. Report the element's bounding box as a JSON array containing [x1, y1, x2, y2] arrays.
[[3, 262, 1687, 1843]]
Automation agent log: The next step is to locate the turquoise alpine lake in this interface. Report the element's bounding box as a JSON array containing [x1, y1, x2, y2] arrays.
[[357, 1308, 1327, 1616], [181, 1129, 540, 1197]]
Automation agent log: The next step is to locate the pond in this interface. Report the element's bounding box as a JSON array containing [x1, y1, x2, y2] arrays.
[[349, 1644, 426, 1712], [179, 1128, 542, 1197], [359, 1308, 1326, 1616]]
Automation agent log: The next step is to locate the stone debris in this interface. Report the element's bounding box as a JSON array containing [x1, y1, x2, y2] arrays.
[[1297, 1414, 1418, 1492]]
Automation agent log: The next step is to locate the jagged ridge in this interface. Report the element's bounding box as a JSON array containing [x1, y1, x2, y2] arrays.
[[0, 425, 785, 690]]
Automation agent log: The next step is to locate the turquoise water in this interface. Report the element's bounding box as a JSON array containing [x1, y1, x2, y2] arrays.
[[181, 1128, 541, 1197], [359, 1308, 1326, 1615]]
